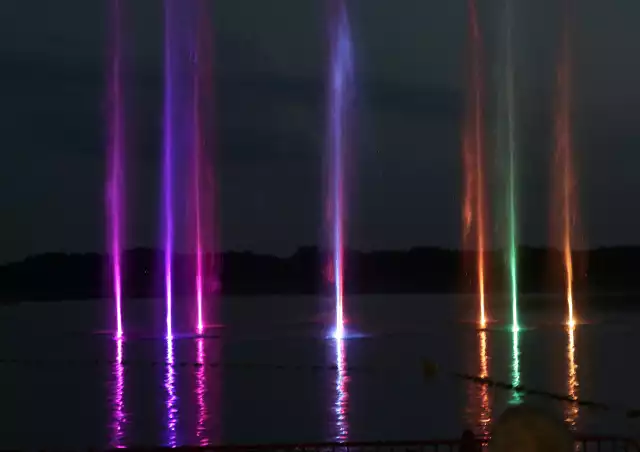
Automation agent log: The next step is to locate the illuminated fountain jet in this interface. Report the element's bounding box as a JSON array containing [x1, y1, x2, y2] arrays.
[[326, 0, 354, 340], [552, 0, 580, 429], [107, 0, 125, 339], [495, 0, 522, 404], [191, 0, 216, 336], [462, 0, 489, 329]]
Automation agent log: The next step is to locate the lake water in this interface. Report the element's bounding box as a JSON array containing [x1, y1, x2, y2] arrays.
[[0, 294, 638, 450]]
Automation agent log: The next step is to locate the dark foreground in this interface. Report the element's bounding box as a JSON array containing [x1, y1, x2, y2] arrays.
[[102, 437, 639, 451], [1, 295, 639, 448]]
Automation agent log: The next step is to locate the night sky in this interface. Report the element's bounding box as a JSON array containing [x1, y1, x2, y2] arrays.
[[0, 0, 639, 264]]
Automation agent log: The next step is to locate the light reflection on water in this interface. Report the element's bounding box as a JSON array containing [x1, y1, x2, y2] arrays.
[[196, 337, 209, 446], [510, 327, 522, 405], [110, 337, 126, 449], [464, 330, 491, 442], [478, 331, 491, 437], [565, 324, 579, 431], [333, 337, 349, 443], [165, 335, 178, 447], [4, 295, 640, 448]]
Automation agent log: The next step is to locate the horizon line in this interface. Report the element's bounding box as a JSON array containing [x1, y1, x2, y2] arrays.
[[4, 244, 640, 264]]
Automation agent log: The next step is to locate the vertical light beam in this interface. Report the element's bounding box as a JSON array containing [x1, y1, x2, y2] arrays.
[[191, 0, 216, 336], [505, 0, 520, 335], [554, 0, 580, 430], [504, 0, 522, 405], [192, 0, 208, 335], [327, 0, 354, 340], [497, 0, 521, 404], [163, 0, 175, 340], [107, 0, 124, 339], [462, 0, 488, 328], [193, 47, 204, 335], [554, 4, 577, 330]]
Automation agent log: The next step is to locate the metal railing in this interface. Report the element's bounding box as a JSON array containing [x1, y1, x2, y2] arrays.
[[98, 437, 639, 452]]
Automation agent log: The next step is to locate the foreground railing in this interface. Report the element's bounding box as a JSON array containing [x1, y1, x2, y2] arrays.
[[100, 437, 640, 452]]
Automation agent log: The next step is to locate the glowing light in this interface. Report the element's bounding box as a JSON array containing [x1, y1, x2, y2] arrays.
[[333, 338, 349, 443], [327, 0, 353, 340], [107, 0, 124, 339], [554, 7, 580, 429], [495, 1, 522, 405], [554, 7, 577, 330], [565, 324, 579, 430], [110, 337, 126, 448], [194, 57, 204, 336], [190, 0, 216, 336], [165, 335, 178, 447], [462, 0, 488, 328], [196, 337, 209, 446], [506, 0, 520, 332], [163, 0, 175, 340]]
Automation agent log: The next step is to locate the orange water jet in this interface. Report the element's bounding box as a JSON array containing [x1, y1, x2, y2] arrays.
[[462, 0, 488, 328]]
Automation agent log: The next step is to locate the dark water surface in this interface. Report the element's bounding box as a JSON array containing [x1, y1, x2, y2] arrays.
[[0, 294, 638, 449]]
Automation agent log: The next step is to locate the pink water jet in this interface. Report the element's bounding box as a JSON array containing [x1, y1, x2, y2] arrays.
[[191, 0, 216, 336], [107, 0, 125, 339], [192, 31, 204, 335]]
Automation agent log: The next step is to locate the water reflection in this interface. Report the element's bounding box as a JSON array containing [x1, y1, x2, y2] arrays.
[[478, 331, 491, 436], [195, 337, 209, 446], [165, 336, 178, 447], [510, 327, 522, 405], [110, 337, 126, 448], [465, 330, 491, 441], [333, 338, 349, 443], [565, 324, 579, 430]]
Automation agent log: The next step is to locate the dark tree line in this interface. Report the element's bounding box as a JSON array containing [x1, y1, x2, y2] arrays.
[[0, 246, 638, 302]]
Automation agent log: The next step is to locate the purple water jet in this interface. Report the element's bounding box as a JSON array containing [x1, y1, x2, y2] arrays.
[[326, 0, 354, 340], [163, 0, 175, 340], [107, 0, 125, 339], [164, 0, 215, 339]]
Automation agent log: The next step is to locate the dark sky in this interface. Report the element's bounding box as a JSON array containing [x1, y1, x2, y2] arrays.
[[0, 0, 639, 263]]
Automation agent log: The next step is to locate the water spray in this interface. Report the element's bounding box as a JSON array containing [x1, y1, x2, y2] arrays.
[[327, 0, 354, 340], [107, 0, 125, 339]]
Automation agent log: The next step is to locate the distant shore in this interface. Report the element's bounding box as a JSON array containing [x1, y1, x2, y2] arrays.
[[1, 246, 640, 303]]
